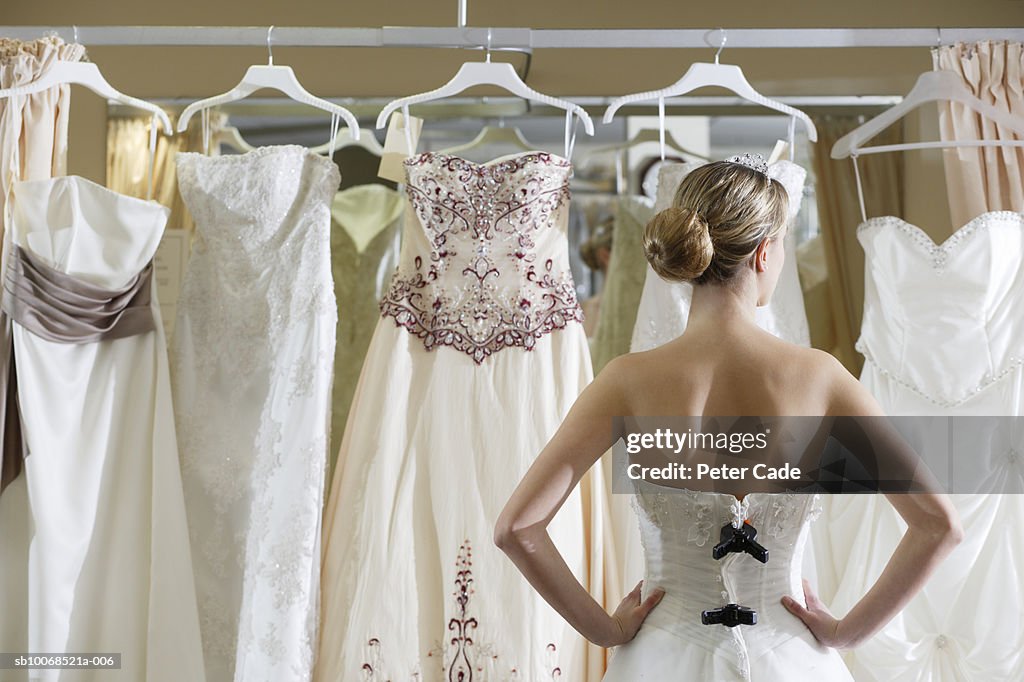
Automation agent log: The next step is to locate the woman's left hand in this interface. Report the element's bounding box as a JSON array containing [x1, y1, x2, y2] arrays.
[[781, 579, 846, 648]]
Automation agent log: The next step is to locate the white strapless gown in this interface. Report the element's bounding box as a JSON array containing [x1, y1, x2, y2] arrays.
[[605, 482, 852, 681], [0, 176, 205, 681], [818, 211, 1024, 681]]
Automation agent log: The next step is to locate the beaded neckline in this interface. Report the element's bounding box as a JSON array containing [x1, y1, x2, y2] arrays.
[[403, 150, 572, 169], [857, 210, 1024, 406], [857, 211, 1024, 270], [857, 344, 1024, 408]]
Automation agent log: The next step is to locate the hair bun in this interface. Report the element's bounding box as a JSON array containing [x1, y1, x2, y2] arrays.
[[643, 207, 714, 283]]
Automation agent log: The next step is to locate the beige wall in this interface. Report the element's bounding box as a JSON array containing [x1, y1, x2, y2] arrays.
[[6, 0, 1024, 233]]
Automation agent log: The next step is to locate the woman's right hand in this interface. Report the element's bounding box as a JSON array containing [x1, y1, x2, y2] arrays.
[[602, 581, 665, 647]]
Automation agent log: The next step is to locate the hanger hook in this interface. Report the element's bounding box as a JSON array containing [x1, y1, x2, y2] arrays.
[[267, 25, 275, 66], [485, 27, 493, 63], [715, 28, 727, 64], [935, 26, 942, 49], [72, 25, 79, 44]]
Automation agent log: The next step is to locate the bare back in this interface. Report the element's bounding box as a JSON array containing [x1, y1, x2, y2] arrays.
[[615, 317, 840, 419]]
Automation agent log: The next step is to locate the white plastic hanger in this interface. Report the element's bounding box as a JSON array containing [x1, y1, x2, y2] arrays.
[[0, 52, 172, 135], [831, 69, 1024, 158], [215, 124, 383, 157], [376, 29, 594, 158], [833, 58, 1024, 222], [214, 125, 256, 153], [440, 122, 535, 155], [587, 128, 710, 194], [603, 29, 818, 150], [176, 26, 359, 139], [587, 128, 710, 161], [310, 127, 384, 156]]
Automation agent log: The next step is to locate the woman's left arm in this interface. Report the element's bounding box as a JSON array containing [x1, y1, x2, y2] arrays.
[[494, 357, 664, 648]]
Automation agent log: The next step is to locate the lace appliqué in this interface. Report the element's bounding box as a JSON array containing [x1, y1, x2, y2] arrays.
[[758, 494, 806, 544], [632, 486, 715, 547], [381, 152, 583, 364]]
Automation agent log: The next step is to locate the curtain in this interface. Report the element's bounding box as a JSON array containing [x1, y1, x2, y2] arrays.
[[806, 116, 904, 375], [0, 36, 85, 238], [934, 41, 1024, 227], [105, 114, 212, 233]]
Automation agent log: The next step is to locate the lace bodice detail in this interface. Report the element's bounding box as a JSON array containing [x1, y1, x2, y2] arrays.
[[856, 211, 1024, 407], [631, 481, 821, 652], [380, 151, 583, 364], [631, 160, 810, 353]]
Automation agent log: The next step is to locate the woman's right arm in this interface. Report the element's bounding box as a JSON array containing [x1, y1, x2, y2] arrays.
[[783, 355, 964, 649]]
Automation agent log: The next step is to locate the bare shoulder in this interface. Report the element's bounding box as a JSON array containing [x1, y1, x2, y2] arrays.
[[594, 351, 646, 391], [800, 347, 850, 378], [795, 348, 883, 416], [594, 347, 685, 410]]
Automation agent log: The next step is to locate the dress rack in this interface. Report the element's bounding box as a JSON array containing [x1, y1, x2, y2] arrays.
[[0, 26, 1022, 49]]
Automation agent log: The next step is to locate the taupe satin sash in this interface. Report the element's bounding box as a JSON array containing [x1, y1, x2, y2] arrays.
[[0, 245, 156, 493]]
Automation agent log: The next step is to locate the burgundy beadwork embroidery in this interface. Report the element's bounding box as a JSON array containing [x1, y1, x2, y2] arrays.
[[380, 152, 584, 364], [361, 638, 387, 681], [448, 540, 478, 681], [363, 538, 563, 681]]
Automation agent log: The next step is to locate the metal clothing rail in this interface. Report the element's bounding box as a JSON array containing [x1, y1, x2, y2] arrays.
[[1, 26, 1023, 49]]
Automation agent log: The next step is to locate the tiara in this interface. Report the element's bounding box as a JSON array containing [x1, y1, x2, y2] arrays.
[[726, 153, 770, 178]]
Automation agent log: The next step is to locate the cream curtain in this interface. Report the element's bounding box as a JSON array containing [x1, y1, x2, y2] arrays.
[[0, 36, 85, 237], [934, 41, 1024, 227], [805, 116, 904, 375], [106, 114, 211, 233]]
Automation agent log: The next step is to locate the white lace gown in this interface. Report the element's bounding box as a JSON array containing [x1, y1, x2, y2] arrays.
[[1, 176, 205, 681], [172, 146, 340, 682], [315, 151, 599, 682], [818, 211, 1024, 681], [605, 483, 852, 681]]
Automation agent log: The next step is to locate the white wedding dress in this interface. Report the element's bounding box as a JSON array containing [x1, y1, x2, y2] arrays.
[[0, 176, 205, 681], [172, 146, 340, 682], [604, 482, 852, 681], [316, 151, 600, 682], [818, 211, 1024, 681]]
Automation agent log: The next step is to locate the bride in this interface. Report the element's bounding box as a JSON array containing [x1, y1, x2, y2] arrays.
[[495, 157, 963, 680]]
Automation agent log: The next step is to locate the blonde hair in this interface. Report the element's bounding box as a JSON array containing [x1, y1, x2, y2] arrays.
[[643, 161, 789, 284]]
